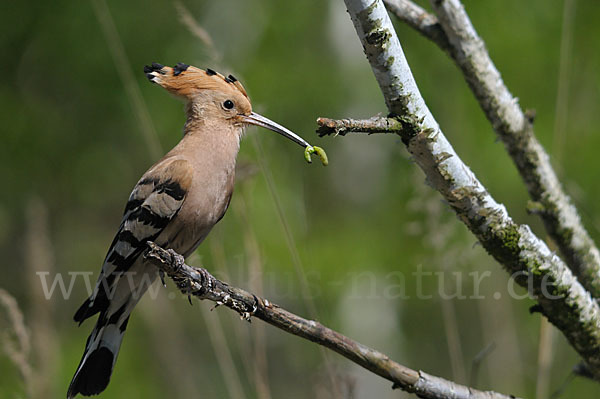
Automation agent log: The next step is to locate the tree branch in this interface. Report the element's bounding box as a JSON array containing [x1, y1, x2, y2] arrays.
[[383, 0, 452, 55], [316, 116, 404, 136], [144, 241, 521, 399], [384, 0, 600, 300], [341, 0, 600, 378]]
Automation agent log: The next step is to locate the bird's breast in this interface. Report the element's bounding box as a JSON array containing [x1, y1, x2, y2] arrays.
[[158, 162, 235, 258]]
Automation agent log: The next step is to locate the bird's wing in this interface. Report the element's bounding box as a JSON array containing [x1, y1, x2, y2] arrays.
[[74, 158, 193, 323]]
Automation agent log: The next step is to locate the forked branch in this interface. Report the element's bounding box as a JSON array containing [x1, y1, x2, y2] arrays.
[[340, 0, 600, 378], [384, 0, 600, 299]]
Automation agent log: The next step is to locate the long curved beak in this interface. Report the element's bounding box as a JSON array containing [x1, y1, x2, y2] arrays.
[[242, 112, 311, 148]]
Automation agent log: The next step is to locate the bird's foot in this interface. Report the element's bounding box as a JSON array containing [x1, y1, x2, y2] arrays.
[[158, 270, 167, 288], [166, 248, 185, 271]]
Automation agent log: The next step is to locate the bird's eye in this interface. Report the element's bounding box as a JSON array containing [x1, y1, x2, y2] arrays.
[[223, 100, 234, 110]]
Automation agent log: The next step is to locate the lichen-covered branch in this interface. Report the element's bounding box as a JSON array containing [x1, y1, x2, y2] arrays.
[[144, 242, 520, 399], [316, 116, 403, 136], [342, 0, 600, 378], [383, 0, 452, 55], [384, 0, 600, 300]]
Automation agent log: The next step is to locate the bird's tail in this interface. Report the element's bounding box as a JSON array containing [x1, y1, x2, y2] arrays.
[[68, 260, 158, 398], [67, 304, 131, 398]]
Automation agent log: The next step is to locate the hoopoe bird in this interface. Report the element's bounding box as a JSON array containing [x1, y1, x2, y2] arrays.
[[68, 62, 324, 398]]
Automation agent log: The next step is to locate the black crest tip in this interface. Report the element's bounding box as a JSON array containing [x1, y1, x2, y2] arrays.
[[173, 62, 189, 76], [144, 63, 164, 74], [205, 68, 217, 76]]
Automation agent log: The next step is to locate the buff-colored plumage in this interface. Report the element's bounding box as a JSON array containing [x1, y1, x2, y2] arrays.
[[152, 64, 249, 99], [68, 62, 321, 398]]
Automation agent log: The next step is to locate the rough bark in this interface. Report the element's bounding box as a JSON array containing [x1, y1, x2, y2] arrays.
[[316, 116, 402, 136], [341, 0, 600, 378], [144, 242, 522, 399], [383, 0, 600, 299]]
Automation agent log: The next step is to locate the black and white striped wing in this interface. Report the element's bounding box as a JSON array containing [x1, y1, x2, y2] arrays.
[[74, 158, 193, 323]]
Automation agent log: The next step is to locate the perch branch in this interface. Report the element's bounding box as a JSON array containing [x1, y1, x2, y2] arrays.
[[384, 0, 600, 299], [342, 0, 600, 378], [144, 242, 520, 399]]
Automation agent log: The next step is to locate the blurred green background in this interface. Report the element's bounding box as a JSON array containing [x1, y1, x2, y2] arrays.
[[1, 0, 600, 398]]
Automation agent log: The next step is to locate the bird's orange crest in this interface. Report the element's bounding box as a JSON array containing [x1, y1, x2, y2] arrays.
[[144, 62, 248, 100]]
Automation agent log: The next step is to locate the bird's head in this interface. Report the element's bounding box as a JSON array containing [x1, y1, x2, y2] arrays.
[[144, 62, 313, 149]]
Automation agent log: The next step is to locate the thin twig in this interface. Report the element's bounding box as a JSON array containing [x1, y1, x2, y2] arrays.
[[316, 116, 404, 136], [342, 0, 600, 378], [144, 242, 521, 399], [385, 0, 600, 299]]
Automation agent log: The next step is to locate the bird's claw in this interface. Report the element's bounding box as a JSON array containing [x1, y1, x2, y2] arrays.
[[159, 270, 167, 288], [304, 145, 328, 166]]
